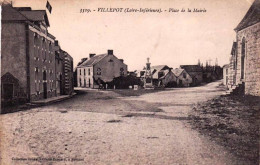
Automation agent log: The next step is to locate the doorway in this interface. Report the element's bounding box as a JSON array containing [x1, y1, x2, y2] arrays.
[[3, 84, 14, 100], [179, 80, 183, 87], [43, 71, 47, 99], [60, 75, 63, 95]]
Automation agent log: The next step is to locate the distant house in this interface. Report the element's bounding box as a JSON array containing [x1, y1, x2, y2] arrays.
[[158, 69, 177, 87], [77, 50, 128, 88], [180, 65, 203, 86], [172, 68, 192, 87], [136, 65, 177, 87], [223, 64, 229, 86], [150, 65, 170, 86], [227, 0, 260, 96]]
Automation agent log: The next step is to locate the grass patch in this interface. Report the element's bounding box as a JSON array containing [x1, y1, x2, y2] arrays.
[[189, 95, 260, 164]]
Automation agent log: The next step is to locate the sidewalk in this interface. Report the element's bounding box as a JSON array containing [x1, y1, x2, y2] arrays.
[[1, 93, 77, 114], [30, 93, 76, 105]]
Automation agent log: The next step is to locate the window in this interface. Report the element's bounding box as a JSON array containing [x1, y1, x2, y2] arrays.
[[34, 33, 38, 46], [242, 38, 246, 57], [34, 47, 37, 60], [50, 81, 53, 90], [50, 70, 53, 79], [35, 82, 37, 93], [49, 42, 52, 51], [183, 73, 187, 79], [80, 69, 81, 75], [97, 68, 101, 75], [120, 68, 124, 76], [84, 69, 86, 76], [88, 69, 90, 75], [241, 37, 246, 79], [35, 67, 39, 80], [38, 49, 41, 60], [158, 71, 164, 78], [35, 67, 40, 93]]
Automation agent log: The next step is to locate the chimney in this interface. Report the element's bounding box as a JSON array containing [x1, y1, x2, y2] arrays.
[[119, 59, 124, 63], [169, 67, 173, 72], [108, 49, 113, 55], [89, 53, 96, 58]]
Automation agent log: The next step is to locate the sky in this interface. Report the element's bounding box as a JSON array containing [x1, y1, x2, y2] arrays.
[[9, 0, 253, 71]]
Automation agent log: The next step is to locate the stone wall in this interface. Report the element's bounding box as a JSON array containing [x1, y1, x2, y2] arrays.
[[236, 23, 260, 96]]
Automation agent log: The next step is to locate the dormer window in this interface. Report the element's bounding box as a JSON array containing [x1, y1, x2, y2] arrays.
[[183, 73, 187, 79], [108, 59, 113, 62], [158, 71, 164, 78]]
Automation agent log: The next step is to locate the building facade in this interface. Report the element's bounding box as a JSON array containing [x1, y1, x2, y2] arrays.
[[227, 0, 260, 96], [63, 52, 74, 95], [1, 4, 74, 107], [172, 68, 193, 87], [158, 69, 177, 87], [77, 50, 127, 88], [54, 41, 65, 96], [180, 65, 203, 86]]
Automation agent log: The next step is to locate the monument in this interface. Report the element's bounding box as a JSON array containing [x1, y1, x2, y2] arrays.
[[144, 58, 154, 89]]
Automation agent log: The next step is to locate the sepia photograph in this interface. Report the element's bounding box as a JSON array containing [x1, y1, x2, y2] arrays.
[[0, 0, 259, 164]]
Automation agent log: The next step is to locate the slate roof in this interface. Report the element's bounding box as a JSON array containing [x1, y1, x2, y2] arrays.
[[158, 70, 175, 79], [235, 0, 260, 31], [2, 5, 29, 21], [151, 65, 170, 79], [172, 68, 184, 77], [20, 10, 50, 26], [2, 4, 50, 27], [180, 65, 203, 72], [78, 54, 107, 67]]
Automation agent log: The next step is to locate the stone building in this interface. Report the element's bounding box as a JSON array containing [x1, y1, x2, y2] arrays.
[[172, 68, 193, 87], [180, 65, 203, 86], [227, 0, 260, 96], [63, 51, 74, 95], [77, 50, 127, 88], [158, 68, 176, 87], [150, 65, 170, 86], [54, 41, 65, 96], [1, 4, 74, 106]]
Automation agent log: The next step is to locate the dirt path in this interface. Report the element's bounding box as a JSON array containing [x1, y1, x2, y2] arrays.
[[0, 81, 243, 165]]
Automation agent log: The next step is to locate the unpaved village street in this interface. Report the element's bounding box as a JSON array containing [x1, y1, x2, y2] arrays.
[[0, 81, 249, 165]]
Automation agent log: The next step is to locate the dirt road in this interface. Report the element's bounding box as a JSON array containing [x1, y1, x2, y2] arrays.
[[0, 81, 244, 165]]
